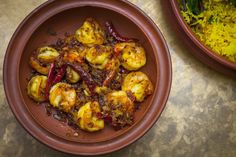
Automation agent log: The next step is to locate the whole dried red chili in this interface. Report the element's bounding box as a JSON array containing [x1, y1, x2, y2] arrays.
[[67, 63, 97, 94], [45, 63, 67, 99], [103, 70, 116, 87], [52, 64, 67, 84], [105, 21, 138, 42], [45, 63, 56, 99]]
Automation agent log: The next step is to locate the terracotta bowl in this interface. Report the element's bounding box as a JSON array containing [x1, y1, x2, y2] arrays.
[[164, 0, 236, 77], [3, 0, 172, 155]]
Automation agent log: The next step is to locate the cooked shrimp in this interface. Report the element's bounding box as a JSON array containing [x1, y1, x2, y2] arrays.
[[27, 75, 47, 102], [115, 42, 146, 70], [122, 71, 153, 102], [104, 91, 134, 126], [49, 83, 76, 112], [29, 57, 50, 75], [105, 57, 120, 71], [63, 48, 87, 64], [75, 18, 105, 46], [66, 67, 80, 83], [29, 46, 59, 75], [85, 45, 112, 69], [102, 51, 121, 86], [37, 46, 60, 63], [76, 101, 104, 132]]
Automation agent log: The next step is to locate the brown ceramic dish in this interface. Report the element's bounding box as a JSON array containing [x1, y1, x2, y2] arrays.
[[164, 0, 236, 77], [3, 0, 172, 155]]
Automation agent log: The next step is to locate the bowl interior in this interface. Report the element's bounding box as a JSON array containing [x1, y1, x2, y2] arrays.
[[19, 6, 158, 143], [4, 0, 171, 155]]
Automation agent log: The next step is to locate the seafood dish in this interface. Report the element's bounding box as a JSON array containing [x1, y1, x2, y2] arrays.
[[27, 18, 153, 132]]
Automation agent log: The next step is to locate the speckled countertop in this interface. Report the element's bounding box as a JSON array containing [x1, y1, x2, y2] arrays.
[[1, 0, 236, 157]]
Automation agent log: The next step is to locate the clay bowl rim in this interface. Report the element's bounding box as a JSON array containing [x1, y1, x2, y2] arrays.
[[170, 0, 236, 71], [3, 0, 172, 155]]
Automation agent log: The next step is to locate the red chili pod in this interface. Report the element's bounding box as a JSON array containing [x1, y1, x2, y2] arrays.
[[52, 64, 67, 84], [45, 63, 56, 99], [103, 70, 116, 87], [67, 63, 97, 94], [105, 21, 138, 42]]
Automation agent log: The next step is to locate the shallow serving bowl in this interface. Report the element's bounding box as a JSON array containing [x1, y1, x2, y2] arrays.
[[3, 0, 172, 155], [164, 0, 236, 77]]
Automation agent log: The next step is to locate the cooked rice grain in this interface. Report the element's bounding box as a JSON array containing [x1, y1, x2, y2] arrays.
[[180, 0, 236, 62]]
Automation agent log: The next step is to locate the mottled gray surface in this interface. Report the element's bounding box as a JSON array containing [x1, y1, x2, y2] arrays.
[[1, 0, 236, 157]]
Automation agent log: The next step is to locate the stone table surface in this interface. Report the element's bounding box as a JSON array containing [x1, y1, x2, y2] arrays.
[[1, 0, 236, 157]]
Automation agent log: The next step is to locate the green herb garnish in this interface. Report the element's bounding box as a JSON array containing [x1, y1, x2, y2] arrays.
[[231, 0, 236, 6], [187, 0, 203, 15]]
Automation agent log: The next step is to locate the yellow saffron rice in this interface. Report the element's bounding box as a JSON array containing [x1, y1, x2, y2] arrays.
[[180, 0, 236, 63]]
